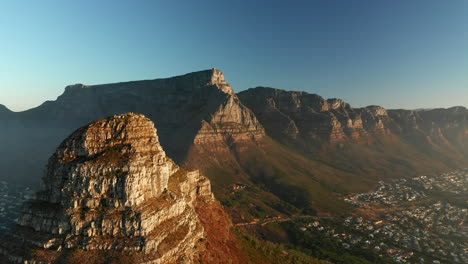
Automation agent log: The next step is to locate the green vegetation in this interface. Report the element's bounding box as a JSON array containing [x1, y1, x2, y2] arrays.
[[235, 229, 331, 264], [278, 220, 390, 264], [237, 139, 354, 215], [239, 220, 390, 264], [220, 185, 298, 221]]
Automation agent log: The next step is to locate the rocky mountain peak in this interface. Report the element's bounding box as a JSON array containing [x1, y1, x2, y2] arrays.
[[59, 68, 233, 101], [0, 113, 223, 264], [63, 83, 88, 95], [365, 105, 388, 116], [0, 69, 266, 186], [208, 68, 234, 95], [238, 87, 390, 143], [44, 113, 172, 206], [326, 98, 350, 110]]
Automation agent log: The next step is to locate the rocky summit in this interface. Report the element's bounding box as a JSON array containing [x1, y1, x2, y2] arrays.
[[0, 113, 244, 264], [237, 87, 391, 143], [0, 68, 467, 226], [0, 68, 265, 184]]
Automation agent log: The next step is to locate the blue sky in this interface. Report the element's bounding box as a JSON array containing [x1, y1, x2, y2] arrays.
[[1, 0, 467, 111]]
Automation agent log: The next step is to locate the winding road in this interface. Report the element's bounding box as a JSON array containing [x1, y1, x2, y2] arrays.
[[235, 215, 334, 227]]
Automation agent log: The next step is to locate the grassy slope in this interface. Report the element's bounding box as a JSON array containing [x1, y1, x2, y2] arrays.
[[240, 221, 391, 264], [282, 133, 463, 188], [186, 137, 360, 220], [186, 132, 466, 220], [235, 229, 332, 264]]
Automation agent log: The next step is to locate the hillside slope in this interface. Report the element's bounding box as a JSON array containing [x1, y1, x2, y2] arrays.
[[238, 87, 468, 187], [1, 70, 467, 217], [0, 113, 249, 264]]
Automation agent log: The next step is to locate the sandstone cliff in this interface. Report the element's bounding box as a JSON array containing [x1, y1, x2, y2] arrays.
[[237, 87, 391, 143], [237, 87, 468, 202], [0, 69, 265, 185], [238, 87, 468, 161], [388, 107, 468, 148], [0, 113, 247, 264], [1, 69, 467, 219]]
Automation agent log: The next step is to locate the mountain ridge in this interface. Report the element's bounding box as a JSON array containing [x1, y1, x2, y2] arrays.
[[0, 113, 249, 264], [0, 69, 466, 219]]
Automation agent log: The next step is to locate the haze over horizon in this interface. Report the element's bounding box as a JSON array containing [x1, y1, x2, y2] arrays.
[[1, 0, 467, 111]]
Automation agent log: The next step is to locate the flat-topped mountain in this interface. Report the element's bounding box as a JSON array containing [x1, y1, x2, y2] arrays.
[[0, 113, 247, 264], [0, 69, 264, 186], [0, 69, 467, 219]]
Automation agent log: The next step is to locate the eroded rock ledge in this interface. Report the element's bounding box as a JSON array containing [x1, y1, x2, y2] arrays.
[[0, 113, 218, 264]]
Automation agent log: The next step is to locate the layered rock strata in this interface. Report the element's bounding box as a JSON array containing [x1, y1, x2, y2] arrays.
[[0, 69, 467, 219], [0, 113, 217, 264], [237, 87, 391, 143], [238, 87, 468, 153], [0, 69, 265, 184]]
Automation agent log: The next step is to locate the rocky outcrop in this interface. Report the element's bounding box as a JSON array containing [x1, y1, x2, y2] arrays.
[[0, 113, 246, 264], [0, 69, 265, 184], [237, 87, 390, 144], [388, 107, 468, 135], [388, 106, 468, 156], [237, 87, 468, 154], [1, 69, 467, 221], [54, 68, 264, 150], [237, 87, 468, 194]]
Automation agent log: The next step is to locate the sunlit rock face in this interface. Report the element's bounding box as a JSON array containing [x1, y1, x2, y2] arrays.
[[0, 68, 266, 184], [50, 68, 265, 153], [0, 113, 218, 264], [237, 87, 391, 143], [41, 113, 174, 207]]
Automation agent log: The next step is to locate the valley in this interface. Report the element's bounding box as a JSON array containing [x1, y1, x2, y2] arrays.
[[2, 169, 465, 263], [0, 69, 466, 263], [244, 169, 467, 264], [3, 1, 467, 262]]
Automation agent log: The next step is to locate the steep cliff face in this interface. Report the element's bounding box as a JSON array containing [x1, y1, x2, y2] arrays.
[[237, 87, 468, 155], [0, 69, 265, 184], [237, 87, 390, 144], [389, 107, 468, 135], [388, 107, 468, 158], [0, 113, 247, 264], [51, 68, 264, 151], [237, 87, 468, 197], [1, 69, 467, 220]]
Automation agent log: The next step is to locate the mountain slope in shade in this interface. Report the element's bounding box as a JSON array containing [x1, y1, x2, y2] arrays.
[[0, 70, 467, 218], [238, 87, 468, 187], [0, 113, 248, 264], [388, 106, 468, 160], [0, 69, 265, 187]]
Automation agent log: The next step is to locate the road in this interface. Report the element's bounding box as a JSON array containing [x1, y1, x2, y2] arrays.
[[235, 215, 334, 227]]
